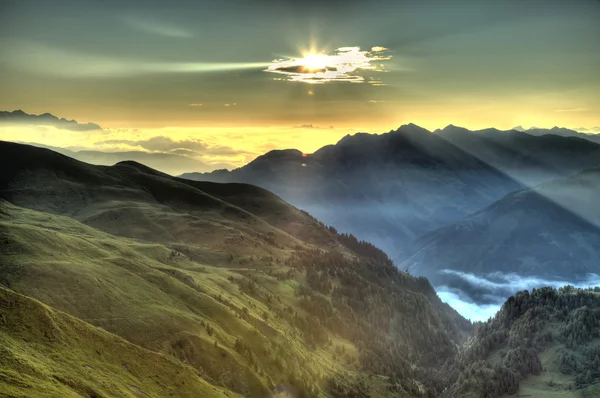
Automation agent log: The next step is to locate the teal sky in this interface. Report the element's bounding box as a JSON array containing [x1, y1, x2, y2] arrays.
[[0, 0, 599, 173]]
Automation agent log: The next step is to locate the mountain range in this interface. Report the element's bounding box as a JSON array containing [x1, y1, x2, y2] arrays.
[[2, 140, 600, 397], [402, 166, 600, 304], [183, 124, 528, 259], [182, 124, 600, 287]]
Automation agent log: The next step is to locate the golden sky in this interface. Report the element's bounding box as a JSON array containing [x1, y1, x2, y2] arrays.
[[0, 0, 599, 174]]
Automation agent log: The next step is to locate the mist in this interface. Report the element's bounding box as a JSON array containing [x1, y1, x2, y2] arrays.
[[436, 270, 600, 321]]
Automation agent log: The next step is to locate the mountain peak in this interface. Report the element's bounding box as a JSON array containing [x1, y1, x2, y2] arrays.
[[435, 124, 469, 135], [398, 123, 430, 132]]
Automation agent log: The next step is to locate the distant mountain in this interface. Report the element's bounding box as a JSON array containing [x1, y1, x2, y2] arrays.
[[402, 167, 600, 304], [182, 124, 524, 259], [20, 141, 215, 176], [515, 125, 600, 145], [0, 140, 470, 397], [436, 125, 600, 185], [0, 109, 102, 131]]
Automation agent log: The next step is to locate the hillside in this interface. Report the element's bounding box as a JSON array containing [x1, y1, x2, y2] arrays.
[[402, 168, 600, 304], [443, 286, 600, 398], [0, 285, 236, 398], [0, 141, 471, 397], [182, 124, 523, 259]]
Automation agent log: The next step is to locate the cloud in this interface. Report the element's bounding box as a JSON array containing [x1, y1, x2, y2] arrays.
[[553, 107, 589, 112], [188, 103, 203, 107], [576, 126, 600, 134], [435, 269, 600, 321], [0, 110, 102, 131], [265, 46, 393, 84], [436, 289, 501, 322], [371, 46, 388, 52], [292, 124, 334, 129], [121, 16, 192, 38], [2, 41, 270, 78], [95, 136, 249, 157]]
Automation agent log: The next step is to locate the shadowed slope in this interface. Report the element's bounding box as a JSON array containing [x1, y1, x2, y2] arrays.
[[402, 168, 600, 304], [181, 125, 523, 259]]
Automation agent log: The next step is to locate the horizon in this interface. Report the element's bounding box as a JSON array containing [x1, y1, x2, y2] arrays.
[[2, 108, 600, 175], [1, 0, 599, 174]]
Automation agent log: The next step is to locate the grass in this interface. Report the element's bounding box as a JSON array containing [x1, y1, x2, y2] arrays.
[[0, 201, 391, 397], [0, 286, 237, 398]]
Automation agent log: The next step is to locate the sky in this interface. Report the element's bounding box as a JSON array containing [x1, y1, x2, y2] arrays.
[[1, 0, 600, 173]]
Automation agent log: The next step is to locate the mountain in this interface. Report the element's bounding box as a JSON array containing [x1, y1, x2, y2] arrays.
[[435, 125, 600, 185], [14, 141, 215, 177], [402, 167, 600, 305], [0, 140, 471, 397], [182, 124, 524, 259], [0, 109, 102, 131], [523, 126, 600, 145], [444, 286, 600, 398]]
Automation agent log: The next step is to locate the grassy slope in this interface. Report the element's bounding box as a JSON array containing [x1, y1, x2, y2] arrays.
[[0, 286, 236, 398], [0, 201, 396, 397], [0, 141, 469, 397]]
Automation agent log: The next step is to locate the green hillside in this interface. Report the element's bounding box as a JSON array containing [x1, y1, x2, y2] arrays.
[[0, 141, 470, 397], [0, 285, 237, 398], [443, 287, 600, 398]]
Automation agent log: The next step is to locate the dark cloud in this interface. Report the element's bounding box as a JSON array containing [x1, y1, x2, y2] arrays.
[[273, 65, 336, 74], [0, 110, 103, 131]]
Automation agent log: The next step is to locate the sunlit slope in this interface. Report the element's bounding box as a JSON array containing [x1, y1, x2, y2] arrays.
[[0, 140, 471, 397], [0, 286, 236, 398], [0, 199, 463, 397], [443, 287, 600, 398], [0, 201, 302, 397]]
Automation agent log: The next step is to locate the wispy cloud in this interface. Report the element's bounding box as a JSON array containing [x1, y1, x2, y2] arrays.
[[553, 107, 589, 112], [121, 16, 192, 38], [576, 126, 600, 134], [95, 136, 248, 156], [2, 41, 270, 78], [292, 124, 334, 129], [188, 103, 203, 107]]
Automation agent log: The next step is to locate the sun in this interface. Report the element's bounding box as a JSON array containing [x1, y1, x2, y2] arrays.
[[300, 53, 329, 70]]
